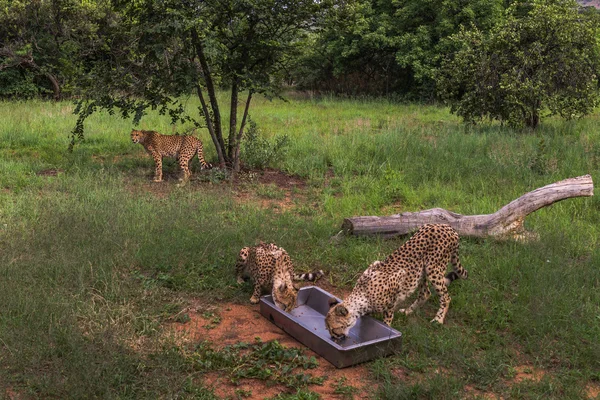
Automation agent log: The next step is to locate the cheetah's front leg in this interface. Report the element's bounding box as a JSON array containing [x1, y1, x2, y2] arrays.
[[151, 152, 163, 182], [249, 284, 262, 304], [383, 310, 395, 326]]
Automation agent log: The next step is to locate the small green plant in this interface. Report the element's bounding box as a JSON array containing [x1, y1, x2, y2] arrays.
[[234, 388, 253, 399], [201, 311, 222, 330], [191, 339, 323, 388], [267, 389, 321, 400], [241, 119, 289, 170], [173, 312, 191, 324], [381, 165, 416, 205], [256, 183, 286, 200], [333, 377, 358, 399], [197, 167, 231, 184]]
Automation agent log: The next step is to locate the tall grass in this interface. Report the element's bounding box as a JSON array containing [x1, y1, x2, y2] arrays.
[[0, 94, 599, 397]]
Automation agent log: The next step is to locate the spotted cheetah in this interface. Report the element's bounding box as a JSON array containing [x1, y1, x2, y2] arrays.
[[235, 243, 324, 311], [130, 129, 211, 182], [326, 224, 467, 339]]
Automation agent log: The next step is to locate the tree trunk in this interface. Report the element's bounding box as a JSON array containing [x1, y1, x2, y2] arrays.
[[228, 78, 239, 161], [233, 91, 253, 172], [342, 175, 594, 239], [43, 71, 61, 101], [195, 84, 226, 167], [191, 28, 225, 160]]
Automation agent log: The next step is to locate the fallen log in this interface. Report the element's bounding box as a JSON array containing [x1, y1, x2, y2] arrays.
[[342, 175, 594, 239]]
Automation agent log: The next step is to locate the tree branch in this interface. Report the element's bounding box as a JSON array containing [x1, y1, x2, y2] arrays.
[[195, 83, 226, 167]]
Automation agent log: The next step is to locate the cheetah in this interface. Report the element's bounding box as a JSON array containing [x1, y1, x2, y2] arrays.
[[235, 243, 324, 312], [326, 224, 467, 339], [130, 129, 211, 182]]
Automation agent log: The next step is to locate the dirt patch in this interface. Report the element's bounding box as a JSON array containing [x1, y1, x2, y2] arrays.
[[234, 190, 297, 214], [587, 382, 600, 399], [36, 168, 64, 177], [511, 365, 545, 383], [125, 167, 309, 206], [464, 385, 500, 399], [231, 168, 309, 213], [4, 387, 23, 400], [168, 301, 375, 398], [248, 168, 307, 191]]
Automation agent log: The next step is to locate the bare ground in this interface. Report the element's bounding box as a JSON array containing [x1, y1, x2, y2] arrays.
[[167, 301, 374, 399]]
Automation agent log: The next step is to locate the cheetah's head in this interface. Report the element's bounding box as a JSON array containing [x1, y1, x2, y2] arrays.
[[272, 282, 298, 312], [325, 298, 355, 341], [130, 129, 145, 144]]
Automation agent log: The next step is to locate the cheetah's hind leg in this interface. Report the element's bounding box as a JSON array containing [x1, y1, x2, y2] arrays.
[[176, 155, 192, 186], [399, 281, 431, 316]]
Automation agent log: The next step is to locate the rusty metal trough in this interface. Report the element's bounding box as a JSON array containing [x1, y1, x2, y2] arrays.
[[259, 286, 402, 368]]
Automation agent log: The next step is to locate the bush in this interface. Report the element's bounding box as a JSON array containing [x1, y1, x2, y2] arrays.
[[241, 119, 289, 170], [437, 0, 600, 129]]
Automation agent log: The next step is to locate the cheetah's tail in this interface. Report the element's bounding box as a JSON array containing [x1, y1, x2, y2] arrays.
[[293, 270, 324, 282], [196, 142, 212, 170], [445, 247, 468, 286]]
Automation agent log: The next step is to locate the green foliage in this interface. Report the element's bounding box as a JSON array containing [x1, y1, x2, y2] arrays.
[[294, 0, 504, 97], [0, 0, 114, 100], [333, 376, 359, 399], [192, 339, 323, 388], [241, 120, 289, 170], [394, 0, 504, 97], [197, 167, 232, 184], [0, 68, 43, 98], [267, 390, 322, 400], [437, 0, 600, 128]]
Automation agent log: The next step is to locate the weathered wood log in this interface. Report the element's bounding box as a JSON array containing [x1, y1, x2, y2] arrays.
[[342, 175, 594, 239]]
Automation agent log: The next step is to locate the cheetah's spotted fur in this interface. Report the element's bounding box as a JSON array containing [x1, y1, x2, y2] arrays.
[[131, 129, 211, 182], [235, 243, 324, 312], [326, 224, 467, 339]]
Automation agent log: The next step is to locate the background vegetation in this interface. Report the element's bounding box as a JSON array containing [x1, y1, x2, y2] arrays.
[[2, 0, 600, 134]]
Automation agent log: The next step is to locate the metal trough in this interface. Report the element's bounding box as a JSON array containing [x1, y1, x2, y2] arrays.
[[259, 286, 402, 368]]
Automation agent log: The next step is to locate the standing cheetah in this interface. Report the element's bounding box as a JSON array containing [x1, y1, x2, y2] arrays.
[[326, 224, 467, 339], [131, 129, 211, 182]]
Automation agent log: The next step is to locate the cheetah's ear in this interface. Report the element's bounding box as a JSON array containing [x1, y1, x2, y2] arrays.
[[335, 305, 348, 316], [328, 297, 340, 308], [278, 283, 287, 293]]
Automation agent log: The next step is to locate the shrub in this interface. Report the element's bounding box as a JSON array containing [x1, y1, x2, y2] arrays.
[[241, 119, 289, 170], [437, 0, 600, 129]]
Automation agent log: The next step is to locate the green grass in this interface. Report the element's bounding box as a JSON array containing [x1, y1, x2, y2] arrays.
[[0, 93, 599, 398]]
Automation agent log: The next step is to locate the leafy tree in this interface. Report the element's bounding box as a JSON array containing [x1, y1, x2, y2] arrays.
[[0, 0, 111, 100], [394, 0, 504, 97], [72, 0, 320, 170], [293, 0, 504, 98], [293, 0, 404, 96], [437, 0, 600, 128]]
